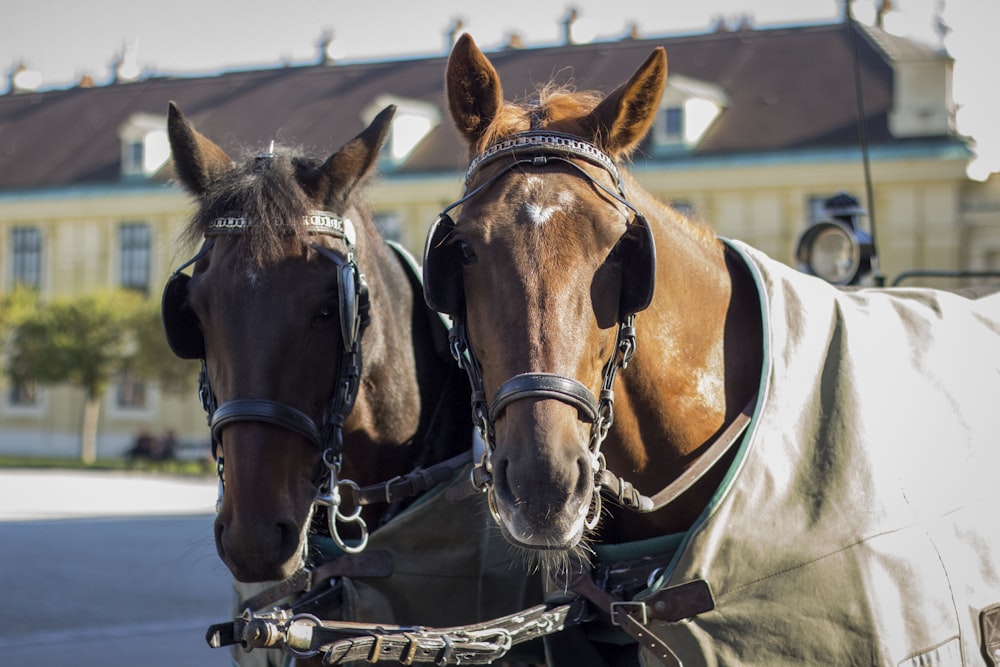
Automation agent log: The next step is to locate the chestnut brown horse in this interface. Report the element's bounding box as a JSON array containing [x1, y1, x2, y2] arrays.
[[424, 34, 1000, 665], [162, 103, 550, 665], [426, 35, 761, 555]]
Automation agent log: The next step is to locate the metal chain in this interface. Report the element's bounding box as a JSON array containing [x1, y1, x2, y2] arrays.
[[588, 316, 637, 511]]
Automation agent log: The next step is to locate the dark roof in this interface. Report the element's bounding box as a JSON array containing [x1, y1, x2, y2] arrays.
[[0, 21, 957, 192]]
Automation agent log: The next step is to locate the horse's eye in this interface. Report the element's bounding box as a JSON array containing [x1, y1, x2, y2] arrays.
[[459, 242, 476, 265], [314, 302, 337, 325]]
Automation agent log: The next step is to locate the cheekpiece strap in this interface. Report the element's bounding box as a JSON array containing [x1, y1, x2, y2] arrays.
[[206, 210, 356, 247], [465, 131, 621, 188]]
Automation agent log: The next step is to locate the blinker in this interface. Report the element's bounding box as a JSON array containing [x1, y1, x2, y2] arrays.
[[422, 213, 464, 317], [614, 214, 657, 319], [338, 262, 358, 351], [161, 271, 205, 359]]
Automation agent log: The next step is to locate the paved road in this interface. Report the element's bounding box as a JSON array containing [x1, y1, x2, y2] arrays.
[[0, 469, 238, 667]]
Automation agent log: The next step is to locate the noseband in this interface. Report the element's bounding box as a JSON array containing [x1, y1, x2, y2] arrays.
[[425, 132, 654, 525], [162, 211, 373, 552]]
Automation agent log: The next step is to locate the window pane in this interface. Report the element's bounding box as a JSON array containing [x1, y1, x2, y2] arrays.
[[120, 222, 150, 295], [9, 379, 39, 406], [116, 368, 147, 409], [12, 227, 42, 288], [664, 108, 683, 136]]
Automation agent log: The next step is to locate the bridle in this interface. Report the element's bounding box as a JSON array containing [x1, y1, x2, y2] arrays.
[[423, 131, 755, 525], [162, 210, 374, 553], [423, 132, 657, 526]]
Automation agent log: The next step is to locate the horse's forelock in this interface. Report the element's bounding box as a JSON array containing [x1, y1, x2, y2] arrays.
[[475, 86, 605, 153], [187, 149, 315, 266]]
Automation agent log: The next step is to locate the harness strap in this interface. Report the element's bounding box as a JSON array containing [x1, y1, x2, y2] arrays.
[[562, 565, 715, 667], [208, 553, 717, 665], [213, 599, 589, 664], [234, 551, 396, 615], [351, 450, 472, 507], [600, 397, 756, 513]]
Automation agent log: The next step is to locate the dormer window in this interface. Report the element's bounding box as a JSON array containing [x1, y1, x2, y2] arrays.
[[118, 113, 169, 178], [651, 75, 728, 152], [658, 107, 684, 143], [363, 96, 440, 166]]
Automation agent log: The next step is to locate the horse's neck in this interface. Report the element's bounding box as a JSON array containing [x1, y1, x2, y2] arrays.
[[601, 211, 762, 536], [345, 242, 468, 482]]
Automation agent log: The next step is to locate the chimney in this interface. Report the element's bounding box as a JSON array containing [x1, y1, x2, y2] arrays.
[[7, 62, 42, 93], [504, 33, 524, 49], [318, 30, 342, 65], [562, 7, 579, 45], [446, 19, 465, 52], [875, 0, 893, 29], [111, 40, 141, 83]]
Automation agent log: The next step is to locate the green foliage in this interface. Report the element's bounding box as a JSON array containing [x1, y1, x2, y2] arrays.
[[3, 288, 198, 398], [7, 290, 141, 399], [130, 297, 201, 394], [0, 285, 41, 335]]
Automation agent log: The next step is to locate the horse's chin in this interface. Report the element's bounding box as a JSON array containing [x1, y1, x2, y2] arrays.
[[494, 498, 588, 552], [224, 554, 305, 584], [497, 521, 595, 579], [218, 533, 306, 583]]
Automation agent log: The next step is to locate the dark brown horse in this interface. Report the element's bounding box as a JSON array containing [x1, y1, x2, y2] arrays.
[[162, 102, 552, 666], [424, 35, 1000, 665]]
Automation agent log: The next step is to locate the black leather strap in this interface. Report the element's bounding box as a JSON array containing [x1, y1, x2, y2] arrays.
[[350, 451, 473, 507], [490, 373, 599, 423], [211, 399, 322, 447]]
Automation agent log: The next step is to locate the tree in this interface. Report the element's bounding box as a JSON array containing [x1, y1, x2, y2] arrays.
[[4, 289, 197, 463], [0, 286, 39, 335], [130, 298, 201, 395]]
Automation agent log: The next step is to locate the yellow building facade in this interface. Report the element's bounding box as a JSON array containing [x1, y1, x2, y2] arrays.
[[2, 20, 998, 457]]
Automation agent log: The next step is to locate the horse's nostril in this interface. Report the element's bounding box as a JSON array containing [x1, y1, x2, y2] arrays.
[[214, 518, 226, 554], [576, 455, 591, 497], [276, 519, 300, 560], [493, 456, 512, 497]]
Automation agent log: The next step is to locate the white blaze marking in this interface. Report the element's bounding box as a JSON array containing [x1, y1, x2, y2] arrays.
[[521, 177, 575, 226], [526, 202, 558, 225]]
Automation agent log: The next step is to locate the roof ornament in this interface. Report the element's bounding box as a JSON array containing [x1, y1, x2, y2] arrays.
[[254, 140, 276, 169]]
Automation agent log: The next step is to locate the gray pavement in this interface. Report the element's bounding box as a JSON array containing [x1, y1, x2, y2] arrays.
[[0, 467, 219, 521], [0, 468, 237, 667]]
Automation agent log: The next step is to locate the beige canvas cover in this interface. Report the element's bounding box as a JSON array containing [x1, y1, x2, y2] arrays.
[[636, 241, 1000, 666]]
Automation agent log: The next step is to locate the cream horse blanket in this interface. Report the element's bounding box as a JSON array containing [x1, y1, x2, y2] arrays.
[[636, 241, 1000, 666]]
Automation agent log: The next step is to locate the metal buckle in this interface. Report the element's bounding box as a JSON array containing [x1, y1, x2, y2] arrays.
[[610, 601, 648, 626]]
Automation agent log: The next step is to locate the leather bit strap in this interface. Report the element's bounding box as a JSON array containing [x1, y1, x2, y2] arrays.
[[563, 565, 715, 667]]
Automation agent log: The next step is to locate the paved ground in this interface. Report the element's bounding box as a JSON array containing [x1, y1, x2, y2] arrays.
[[0, 468, 236, 667], [0, 467, 219, 521]]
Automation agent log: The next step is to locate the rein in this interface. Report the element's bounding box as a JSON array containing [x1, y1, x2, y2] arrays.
[[431, 132, 753, 521]]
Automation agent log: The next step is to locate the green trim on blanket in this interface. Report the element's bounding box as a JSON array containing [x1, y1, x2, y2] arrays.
[[593, 531, 685, 563], [644, 239, 773, 590]]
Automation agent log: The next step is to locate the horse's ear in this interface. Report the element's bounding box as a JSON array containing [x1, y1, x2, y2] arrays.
[[312, 104, 396, 205], [446, 33, 504, 145], [580, 48, 667, 157], [167, 101, 234, 196]]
